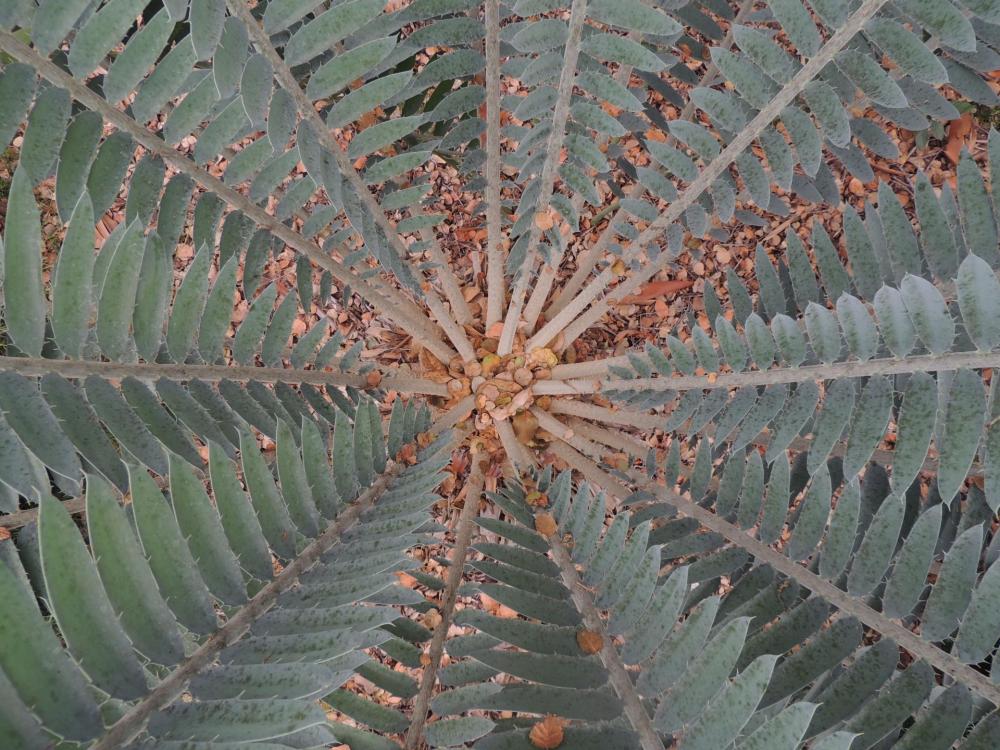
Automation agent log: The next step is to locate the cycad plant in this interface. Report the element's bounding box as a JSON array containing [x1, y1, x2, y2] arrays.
[[3, 0, 1000, 747]]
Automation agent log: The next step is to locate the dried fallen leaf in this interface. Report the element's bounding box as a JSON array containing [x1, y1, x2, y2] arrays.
[[534, 513, 558, 537], [534, 211, 555, 231], [945, 112, 974, 165], [512, 410, 539, 444], [422, 608, 443, 631], [618, 279, 694, 305], [418, 346, 448, 376], [605, 452, 629, 471], [529, 716, 565, 749], [480, 592, 518, 618], [395, 571, 419, 589], [480, 592, 501, 614], [601, 101, 622, 117], [485, 322, 505, 338], [576, 628, 603, 654]]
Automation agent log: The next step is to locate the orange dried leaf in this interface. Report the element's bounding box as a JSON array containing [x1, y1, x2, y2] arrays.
[[534, 211, 555, 231], [513, 411, 540, 445], [395, 571, 419, 589], [481, 592, 519, 618], [534, 513, 558, 537], [485, 322, 505, 338], [497, 604, 519, 618], [529, 716, 565, 749], [576, 629, 603, 654], [480, 592, 501, 614], [618, 279, 694, 305], [945, 112, 974, 165]]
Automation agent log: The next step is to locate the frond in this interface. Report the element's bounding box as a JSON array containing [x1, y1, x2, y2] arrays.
[[2, 405, 451, 747]]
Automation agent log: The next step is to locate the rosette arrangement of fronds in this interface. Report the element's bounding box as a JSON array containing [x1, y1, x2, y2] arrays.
[[3, 0, 1000, 748]]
